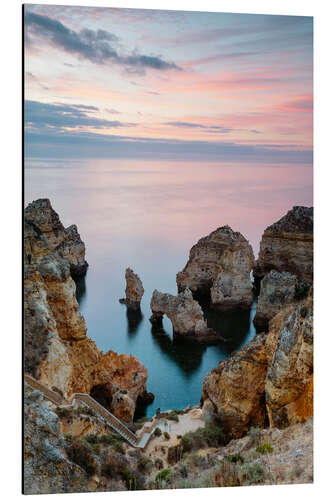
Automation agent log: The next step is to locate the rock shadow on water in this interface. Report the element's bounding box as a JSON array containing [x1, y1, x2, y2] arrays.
[[200, 296, 258, 355], [126, 307, 144, 334], [150, 323, 208, 377], [119, 301, 144, 334]]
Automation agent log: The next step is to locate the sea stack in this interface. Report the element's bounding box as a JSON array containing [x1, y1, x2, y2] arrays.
[[24, 198, 88, 279], [119, 267, 144, 309], [177, 225, 254, 310], [150, 288, 218, 340], [253, 206, 313, 287]]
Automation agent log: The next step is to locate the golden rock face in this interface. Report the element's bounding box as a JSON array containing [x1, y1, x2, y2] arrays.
[[24, 200, 148, 422], [176, 225, 254, 311], [202, 296, 313, 437], [254, 206, 313, 283]]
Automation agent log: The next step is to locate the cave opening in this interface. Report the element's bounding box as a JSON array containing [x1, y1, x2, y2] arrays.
[[90, 383, 113, 411]]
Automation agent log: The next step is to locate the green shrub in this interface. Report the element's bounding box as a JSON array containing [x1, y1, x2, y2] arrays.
[[243, 463, 265, 484], [228, 453, 244, 464], [55, 407, 72, 419], [64, 433, 73, 443], [163, 431, 170, 440], [66, 440, 97, 476], [167, 412, 179, 422], [155, 468, 171, 483], [154, 427, 162, 437], [256, 443, 274, 455], [121, 468, 144, 490], [85, 433, 99, 445], [180, 422, 226, 452], [137, 455, 153, 473], [154, 458, 163, 470]]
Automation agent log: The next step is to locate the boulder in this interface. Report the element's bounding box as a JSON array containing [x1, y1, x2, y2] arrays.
[[177, 226, 254, 310], [254, 206, 313, 285]]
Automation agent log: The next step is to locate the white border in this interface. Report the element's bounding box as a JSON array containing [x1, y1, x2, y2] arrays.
[[1, 1, 332, 499]]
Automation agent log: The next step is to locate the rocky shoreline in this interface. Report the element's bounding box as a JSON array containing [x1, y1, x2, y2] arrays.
[[24, 200, 313, 493]]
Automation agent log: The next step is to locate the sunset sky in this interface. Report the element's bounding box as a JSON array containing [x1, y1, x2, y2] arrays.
[[24, 4, 313, 162]]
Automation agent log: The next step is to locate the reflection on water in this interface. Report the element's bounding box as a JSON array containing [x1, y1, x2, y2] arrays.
[[150, 324, 208, 376], [125, 307, 144, 334], [25, 158, 312, 417], [202, 298, 258, 354]]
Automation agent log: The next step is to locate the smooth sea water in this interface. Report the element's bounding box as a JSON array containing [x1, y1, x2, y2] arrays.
[[25, 158, 312, 417]]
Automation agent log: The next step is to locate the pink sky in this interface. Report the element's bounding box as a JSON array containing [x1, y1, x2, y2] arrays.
[[24, 5, 313, 163]]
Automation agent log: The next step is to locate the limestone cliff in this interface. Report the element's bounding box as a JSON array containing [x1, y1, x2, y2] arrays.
[[202, 297, 313, 438], [202, 334, 268, 438], [254, 206, 313, 285], [24, 206, 147, 422], [150, 288, 218, 340], [265, 297, 313, 428], [253, 271, 297, 331], [177, 226, 254, 310], [25, 198, 88, 278]]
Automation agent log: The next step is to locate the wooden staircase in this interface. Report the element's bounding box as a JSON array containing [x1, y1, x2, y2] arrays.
[[24, 374, 156, 449]]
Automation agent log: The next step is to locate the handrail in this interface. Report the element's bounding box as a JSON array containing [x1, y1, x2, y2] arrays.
[[71, 393, 138, 441], [24, 374, 64, 405], [24, 373, 157, 448]]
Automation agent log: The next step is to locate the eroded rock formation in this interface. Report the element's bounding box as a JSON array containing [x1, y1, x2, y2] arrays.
[[254, 206, 313, 285], [202, 297, 313, 438], [24, 206, 148, 422], [119, 268, 144, 309], [253, 271, 297, 331], [25, 198, 88, 278], [202, 333, 268, 438], [150, 288, 218, 340], [177, 226, 254, 310], [265, 297, 313, 428]]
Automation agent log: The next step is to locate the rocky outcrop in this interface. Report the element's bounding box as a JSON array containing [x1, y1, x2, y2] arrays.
[[202, 334, 268, 438], [253, 271, 297, 331], [202, 297, 313, 437], [25, 198, 88, 278], [23, 383, 97, 495], [150, 288, 218, 340], [119, 268, 144, 309], [177, 226, 254, 310], [24, 208, 148, 422], [254, 206, 313, 285], [265, 297, 313, 428]]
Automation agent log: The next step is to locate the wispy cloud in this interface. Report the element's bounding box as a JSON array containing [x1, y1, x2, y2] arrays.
[[25, 100, 136, 130], [25, 11, 182, 72], [165, 121, 261, 135]]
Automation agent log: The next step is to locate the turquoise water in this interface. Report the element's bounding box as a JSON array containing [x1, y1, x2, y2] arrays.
[[25, 158, 312, 416]]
